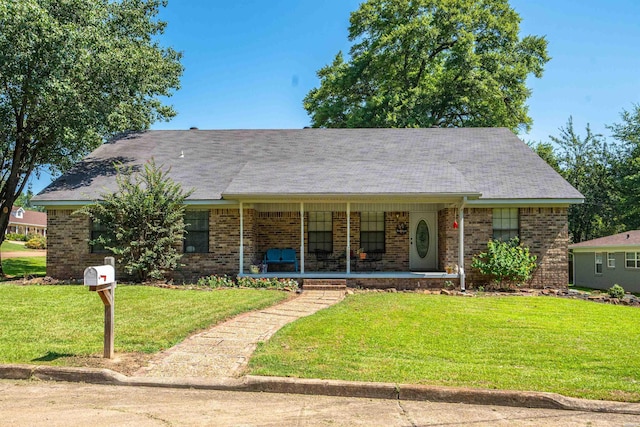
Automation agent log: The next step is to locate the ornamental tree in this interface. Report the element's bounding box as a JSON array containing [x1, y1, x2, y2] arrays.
[[0, 0, 183, 274], [304, 0, 549, 131], [77, 160, 192, 282]]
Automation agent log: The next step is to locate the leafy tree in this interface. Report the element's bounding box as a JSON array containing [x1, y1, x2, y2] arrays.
[[549, 117, 621, 242], [14, 188, 44, 212], [609, 104, 640, 230], [529, 141, 561, 173], [0, 0, 183, 274], [304, 0, 549, 131], [77, 160, 192, 282], [471, 237, 537, 289]]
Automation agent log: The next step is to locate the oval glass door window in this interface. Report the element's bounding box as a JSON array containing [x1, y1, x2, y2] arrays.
[[416, 220, 430, 258]]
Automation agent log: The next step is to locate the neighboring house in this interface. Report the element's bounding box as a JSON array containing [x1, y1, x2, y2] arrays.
[[6, 207, 47, 237], [32, 128, 583, 289], [570, 231, 640, 293]]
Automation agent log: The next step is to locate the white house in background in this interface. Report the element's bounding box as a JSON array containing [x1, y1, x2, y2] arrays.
[[6, 207, 47, 236]]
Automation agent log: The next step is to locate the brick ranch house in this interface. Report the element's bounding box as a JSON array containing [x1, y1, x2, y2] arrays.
[[32, 128, 583, 289]]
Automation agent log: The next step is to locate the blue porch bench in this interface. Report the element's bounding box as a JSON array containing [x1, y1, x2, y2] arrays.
[[263, 248, 299, 272]]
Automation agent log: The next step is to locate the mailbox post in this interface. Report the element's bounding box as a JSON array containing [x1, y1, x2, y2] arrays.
[[84, 257, 116, 359]]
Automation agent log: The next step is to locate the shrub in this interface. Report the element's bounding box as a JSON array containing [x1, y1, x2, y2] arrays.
[[197, 275, 236, 288], [25, 236, 46, 249], [237, 276, 299, 292], [608, 284, 625, 299], [6, 233, 27, 241], [76, 160, 193, 282], [471, 237, 537, 289], [26, 233, 41, 241]]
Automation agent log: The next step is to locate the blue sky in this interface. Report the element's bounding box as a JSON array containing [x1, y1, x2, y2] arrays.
[[31, 0, 640, 193]]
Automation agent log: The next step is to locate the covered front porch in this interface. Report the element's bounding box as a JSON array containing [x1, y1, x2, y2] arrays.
[[236, 199, 468, 290]]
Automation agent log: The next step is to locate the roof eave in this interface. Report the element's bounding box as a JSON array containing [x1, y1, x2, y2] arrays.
[[221, 192, 483, 201], [466, 198, 584, 207], [570, 245, 640, 252]]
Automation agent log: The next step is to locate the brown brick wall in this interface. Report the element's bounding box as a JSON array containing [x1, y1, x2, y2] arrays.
[[46, 209, 116, 280], [438, 207, 569, 289], [348, 277, 458, 290], [438, 208, 457, 271], [46, 206, 569, 288], [520, 207, 569, 288]]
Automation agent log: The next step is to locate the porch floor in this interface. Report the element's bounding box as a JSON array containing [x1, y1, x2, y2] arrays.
[[240, 271, 459, 280]]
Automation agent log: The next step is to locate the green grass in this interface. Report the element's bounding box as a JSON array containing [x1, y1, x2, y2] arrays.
[[1, 241, 29, 252], [0, 284, 288, 364], [1, 257, 46, 277], [249, 293, 640, 402]]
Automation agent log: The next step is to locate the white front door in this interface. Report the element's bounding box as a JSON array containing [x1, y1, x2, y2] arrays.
[[410, 212, 437, 271]]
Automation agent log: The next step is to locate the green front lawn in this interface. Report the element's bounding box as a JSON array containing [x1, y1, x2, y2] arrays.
[[249, 293, 640, 402], [2, 257, 46, 277], [0, 285, 288, 364], [1, 241, 29, 252]]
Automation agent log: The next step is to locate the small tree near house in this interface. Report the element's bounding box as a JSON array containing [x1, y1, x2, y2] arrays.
[[77, 160, 193, 282], [471, 237, 537, 289]]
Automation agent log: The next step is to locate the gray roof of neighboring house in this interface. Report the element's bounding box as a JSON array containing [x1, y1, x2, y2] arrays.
[[569, 231, 640, 249], [32, 128, 583, 203]]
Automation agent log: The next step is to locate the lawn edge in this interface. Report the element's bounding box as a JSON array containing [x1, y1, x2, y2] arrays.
[[1, 364, 639, 415]]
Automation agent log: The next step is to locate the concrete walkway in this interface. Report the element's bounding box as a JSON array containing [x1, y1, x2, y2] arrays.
[[135, 289, 345, 379]]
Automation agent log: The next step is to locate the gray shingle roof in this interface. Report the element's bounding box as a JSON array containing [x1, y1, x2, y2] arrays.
[[569, 230, 640, 249], [33, 128, 583, 203]]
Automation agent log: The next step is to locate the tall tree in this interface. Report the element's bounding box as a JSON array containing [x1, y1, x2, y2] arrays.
[[609, 104, 640, 229], [550, 117, 621, 242], [304, 0, 549, 131], [0, 0, 183, 273]]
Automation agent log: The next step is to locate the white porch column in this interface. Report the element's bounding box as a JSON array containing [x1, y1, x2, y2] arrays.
[[239, 202, 244, 275], [346, 202, 351, 274], [458, 197, 467, 291], [300, 202, 305, 273]]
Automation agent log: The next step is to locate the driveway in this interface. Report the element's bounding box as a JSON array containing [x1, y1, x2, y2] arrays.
[[1, 250, 46, 258]]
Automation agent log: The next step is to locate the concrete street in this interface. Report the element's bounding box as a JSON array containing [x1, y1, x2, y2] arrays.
[[2, 380, 639, 427]]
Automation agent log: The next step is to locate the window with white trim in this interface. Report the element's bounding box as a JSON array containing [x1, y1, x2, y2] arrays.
[[607, 252, 615, 268], [626, 252, 640, 269], [492, 208, 519, 241], [595, 252, 603, 274]]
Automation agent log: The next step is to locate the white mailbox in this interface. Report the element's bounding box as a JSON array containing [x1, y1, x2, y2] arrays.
[[84, 265, 115, 286]]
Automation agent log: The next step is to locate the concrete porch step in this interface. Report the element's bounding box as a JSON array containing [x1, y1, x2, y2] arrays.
[[302, 279, 347, 291]]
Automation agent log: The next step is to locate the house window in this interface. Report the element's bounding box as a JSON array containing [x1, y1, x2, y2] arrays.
[[493, 208, 519, 241], [184, 210, 209, 253], [90, 220, 111, 254], [607, 252, 615, 268], [625, 252, 640, 269], [308, 212, 332, 253], [595, 252, 603, 274], [360, 212, 385, 253]]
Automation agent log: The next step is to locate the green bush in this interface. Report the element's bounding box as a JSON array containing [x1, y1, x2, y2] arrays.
[[76, 160, 192, 282], [608, 284, 625, 299], [24, 235, 46, 249], [26, 233, 41, 241], [237, 276, 299, 292], [471, 237, 537, 289], [197, 275, 236, 288], [5, 233, 27, 241]]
